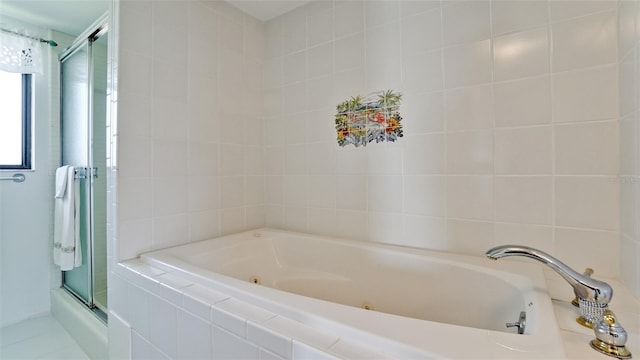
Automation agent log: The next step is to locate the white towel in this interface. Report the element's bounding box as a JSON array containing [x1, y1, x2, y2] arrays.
[[54, 166, 68, 198], [53, 165, 82, 270]]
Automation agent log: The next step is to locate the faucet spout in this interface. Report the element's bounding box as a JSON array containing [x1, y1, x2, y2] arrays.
[[486, 245, 613, 305]]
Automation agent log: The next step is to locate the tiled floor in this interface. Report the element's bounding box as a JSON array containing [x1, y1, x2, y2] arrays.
[[0, 315, 89, 359]]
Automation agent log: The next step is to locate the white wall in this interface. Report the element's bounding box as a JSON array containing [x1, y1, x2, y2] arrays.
[[111, 0, 629, 298], [0, 25, 74, 327], [0, 69, 51, 326], [618, 0, 640, 299], [113, 0, 265, 260], [263, 0, 622, 280], [109, 1, 267, 351]]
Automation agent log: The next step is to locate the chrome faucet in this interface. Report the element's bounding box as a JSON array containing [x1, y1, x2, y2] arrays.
[[485, 245, 613, 306], [487, 245, 632, 358]]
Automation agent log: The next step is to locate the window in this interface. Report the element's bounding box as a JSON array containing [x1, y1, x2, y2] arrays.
[[0, 70, 32, 169]]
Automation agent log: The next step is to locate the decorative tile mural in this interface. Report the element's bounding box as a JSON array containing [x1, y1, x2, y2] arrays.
[[335, 90, 404, 147]]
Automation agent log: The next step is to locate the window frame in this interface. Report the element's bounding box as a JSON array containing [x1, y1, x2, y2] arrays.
[[0, 73, 32, 170]]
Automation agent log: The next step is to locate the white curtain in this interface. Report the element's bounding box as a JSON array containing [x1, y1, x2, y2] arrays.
[[0, 24, 44, 74]]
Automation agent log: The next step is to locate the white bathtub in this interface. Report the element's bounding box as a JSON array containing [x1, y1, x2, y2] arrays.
[[139, 229, 566, 358]]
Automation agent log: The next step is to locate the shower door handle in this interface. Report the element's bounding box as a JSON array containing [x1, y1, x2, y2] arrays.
[[74, 167, 98, 179]]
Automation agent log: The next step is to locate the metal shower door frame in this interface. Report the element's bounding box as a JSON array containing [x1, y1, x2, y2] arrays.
[[59, 14, 108, 321]]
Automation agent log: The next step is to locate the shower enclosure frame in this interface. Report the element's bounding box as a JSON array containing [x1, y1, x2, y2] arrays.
[[58, 14, 108, 322]]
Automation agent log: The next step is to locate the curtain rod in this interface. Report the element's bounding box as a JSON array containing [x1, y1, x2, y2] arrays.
[[0, 28, 57, 47]]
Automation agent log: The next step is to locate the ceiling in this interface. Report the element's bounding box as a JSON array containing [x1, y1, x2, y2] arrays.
[[226, 0, 311, 21], [0, 0, 309, 37], [0, 0, 109, 36]]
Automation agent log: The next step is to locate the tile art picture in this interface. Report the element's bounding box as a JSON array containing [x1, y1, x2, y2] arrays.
[[335, 90, 404, 147]]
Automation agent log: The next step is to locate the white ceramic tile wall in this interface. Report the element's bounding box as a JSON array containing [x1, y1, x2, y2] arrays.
[[617, 0, 640, 299], [114, 0, 265, 261], [263, 0, 623, 281]]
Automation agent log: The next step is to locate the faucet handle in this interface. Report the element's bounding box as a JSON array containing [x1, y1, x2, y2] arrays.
[[572, 268, 595, 307], [590, 310, 632, 359]]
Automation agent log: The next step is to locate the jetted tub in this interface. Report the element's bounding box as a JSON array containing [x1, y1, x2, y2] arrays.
[[140, 229, 566, 358]]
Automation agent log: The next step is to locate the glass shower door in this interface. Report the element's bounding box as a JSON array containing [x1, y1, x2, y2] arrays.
[[60, 42, 91, 304], [59, 24, 108, 318], [91, 34, 108, 313]]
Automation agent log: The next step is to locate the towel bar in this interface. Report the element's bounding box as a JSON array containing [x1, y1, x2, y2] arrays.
[[0, 173, 26, 183]]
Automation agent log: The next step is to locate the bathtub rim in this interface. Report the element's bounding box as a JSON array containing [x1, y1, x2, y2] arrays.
[[134, 228, 567, 359]]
